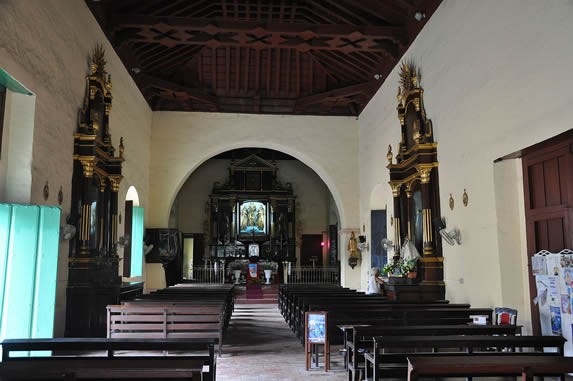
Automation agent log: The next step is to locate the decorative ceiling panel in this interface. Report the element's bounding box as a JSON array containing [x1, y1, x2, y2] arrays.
[[86, 0, 441, 116]]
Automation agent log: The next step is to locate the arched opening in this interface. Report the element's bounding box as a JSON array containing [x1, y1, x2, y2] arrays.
[[123, 186, 144, 279], [161, 148, 341, 287]]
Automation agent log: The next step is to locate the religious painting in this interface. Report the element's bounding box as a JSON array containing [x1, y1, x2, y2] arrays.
[[239, 201, 267, 234], [550, 305, 562, 335]]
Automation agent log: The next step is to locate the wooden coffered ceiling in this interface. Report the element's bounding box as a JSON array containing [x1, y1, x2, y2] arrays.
[[86, 0, 441, 116]]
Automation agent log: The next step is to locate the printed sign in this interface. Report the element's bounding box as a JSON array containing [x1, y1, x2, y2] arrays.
[[306, 312, 327, 344]]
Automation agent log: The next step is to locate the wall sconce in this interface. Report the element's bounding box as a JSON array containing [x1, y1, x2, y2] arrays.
[[358, 235, 369, 251]]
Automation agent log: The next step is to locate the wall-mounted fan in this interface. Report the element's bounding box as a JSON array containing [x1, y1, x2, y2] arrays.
[[434, 217, 461, 246], [60, 224, 76, 241], [116, 235, 130, 248], [143, 243, 154, 255], [381, 238, 394, 251]]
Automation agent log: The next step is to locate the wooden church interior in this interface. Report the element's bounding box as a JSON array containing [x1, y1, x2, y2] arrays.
[[1, 0, 573, 379]]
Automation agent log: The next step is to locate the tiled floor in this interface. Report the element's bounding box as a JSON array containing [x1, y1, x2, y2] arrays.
[[217, 304, 347, 381]]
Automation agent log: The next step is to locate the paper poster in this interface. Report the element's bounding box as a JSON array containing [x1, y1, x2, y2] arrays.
[[563, 268, 573, 296], [561, 294, 571, 314], [535, 275, 549, 306], [561, 255, 573, 268], [548, 276, 560, 305], [550, 306, 562, 335], [532, 255, 548, 275], [546, 254, 561, 276], [307, 313, 326, 344]]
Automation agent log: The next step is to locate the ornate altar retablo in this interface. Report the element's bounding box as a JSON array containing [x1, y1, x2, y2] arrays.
[[66, 45, 126, 337], [386, 60, 445, 301]]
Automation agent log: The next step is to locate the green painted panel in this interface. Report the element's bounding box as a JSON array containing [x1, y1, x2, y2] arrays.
[[0, 69, 33, 95], [31, 206, 60, 338], [1, 205, 39, 340], [0, 204, 13, 326], [0, 204, 60, 358], [131, 207, 144, 277]]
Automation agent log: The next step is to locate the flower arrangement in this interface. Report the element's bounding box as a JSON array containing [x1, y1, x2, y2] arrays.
[[381, 261, 399, 276], [400, 258, 418, 274], [381, 258, 418, 276]]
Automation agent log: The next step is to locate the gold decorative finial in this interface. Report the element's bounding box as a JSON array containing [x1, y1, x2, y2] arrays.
[[90, 44, 107, 79], [386, 145, 393, 164], [398, 59, 421, 93]]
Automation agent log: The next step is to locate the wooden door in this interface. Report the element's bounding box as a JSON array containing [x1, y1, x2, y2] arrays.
[[523, 131, 573, 334], [300, 234, 323, 267]]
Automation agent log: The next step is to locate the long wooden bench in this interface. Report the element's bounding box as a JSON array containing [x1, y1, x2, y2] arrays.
[[298, 306, 492, 343], [0, 337, 216, 381], [107, 304, 224, 356], [364, 334, 565, 381], [407, 355, 573, 381], [344, 324, 522, 381]]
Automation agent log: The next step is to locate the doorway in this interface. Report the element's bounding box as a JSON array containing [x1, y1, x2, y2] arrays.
[[300, 234, 323, 267], [522, 130, 573, 334], [370, 210, 387, 269]]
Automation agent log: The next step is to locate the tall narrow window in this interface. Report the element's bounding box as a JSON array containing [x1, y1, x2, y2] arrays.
[[123, 201, 144, 277], [130, 206, 144, 277]]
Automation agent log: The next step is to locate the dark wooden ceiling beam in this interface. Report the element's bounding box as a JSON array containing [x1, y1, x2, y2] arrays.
[[321, 0, 369, 25], [311, 52, 356, 83], [110, 15, 406, 52], [296, 81, 376, 106], [307, 0, 351, 24], [138, 74, 218, 105], [350, 0, 408, 25]]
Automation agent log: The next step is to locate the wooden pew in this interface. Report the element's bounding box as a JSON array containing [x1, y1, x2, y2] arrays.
[[407, 355, 573, 381], [0, 337, 216, 381], [344, 324, 522, 381], [299, 306, 492, 343], [364, 334, 565, 381], [107, 304, 225, 356]]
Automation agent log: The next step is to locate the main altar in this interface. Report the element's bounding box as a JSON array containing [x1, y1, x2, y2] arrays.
[[206, 152, 297, 283]]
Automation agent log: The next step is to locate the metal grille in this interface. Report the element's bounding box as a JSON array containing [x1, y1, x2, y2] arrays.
[[286, 266, 339, 284]]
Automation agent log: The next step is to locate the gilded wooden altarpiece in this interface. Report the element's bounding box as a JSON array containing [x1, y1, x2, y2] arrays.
[[66, 45, 125, 337], [387, 61, 444, 301]]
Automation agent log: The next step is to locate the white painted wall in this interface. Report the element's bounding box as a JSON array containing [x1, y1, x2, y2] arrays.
[[359, 0, 573, 332], [0, 90, 35, 204], [0, 0, 152, 335], [148, 112, 361, 288]]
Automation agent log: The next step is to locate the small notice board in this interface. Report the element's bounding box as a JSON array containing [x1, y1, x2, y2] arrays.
[[305, 311, 329, 371]]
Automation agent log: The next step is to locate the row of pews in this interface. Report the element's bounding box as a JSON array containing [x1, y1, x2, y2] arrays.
[[0, 283, 235, 381], [108, 283, 235, 356], [279, 284, 573, 381]]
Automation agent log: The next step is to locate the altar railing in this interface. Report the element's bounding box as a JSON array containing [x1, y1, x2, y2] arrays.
[[286, 266, 339, 284], [184, 266, 225, 284], [183, 265, 340, 284]]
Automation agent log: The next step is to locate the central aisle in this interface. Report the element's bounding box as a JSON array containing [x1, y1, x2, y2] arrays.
[[217, 304, 346, 381]]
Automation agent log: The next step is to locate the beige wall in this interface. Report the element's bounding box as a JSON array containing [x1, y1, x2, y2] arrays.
[[359, 0, 573, 332], [148, 111, 361, 288], [0, 0, 152, 335]]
